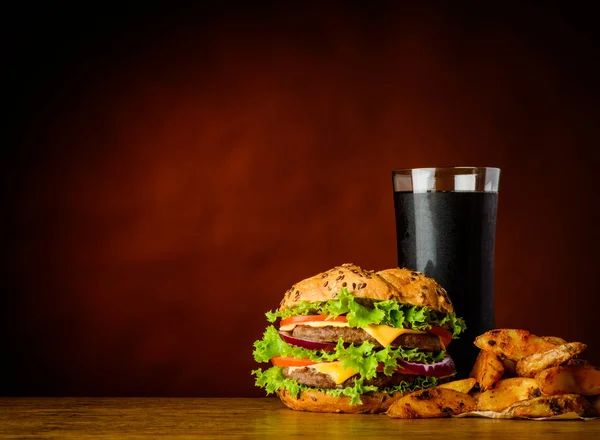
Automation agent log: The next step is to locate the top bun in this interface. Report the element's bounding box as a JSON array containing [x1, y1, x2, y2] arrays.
[[279, 263, 454, 315]]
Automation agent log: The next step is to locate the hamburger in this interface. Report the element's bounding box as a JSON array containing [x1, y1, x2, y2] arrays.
[[252, 263, 466, 413]]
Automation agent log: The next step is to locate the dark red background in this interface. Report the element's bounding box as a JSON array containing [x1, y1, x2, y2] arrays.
[[2, 3, 599, 396]]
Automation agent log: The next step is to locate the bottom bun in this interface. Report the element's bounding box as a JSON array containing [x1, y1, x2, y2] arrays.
[[277, 389, 406, 414]]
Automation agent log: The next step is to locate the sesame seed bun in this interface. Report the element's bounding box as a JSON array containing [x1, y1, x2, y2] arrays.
[[279, 263, 454, 315], [277, 388, 406, 414]]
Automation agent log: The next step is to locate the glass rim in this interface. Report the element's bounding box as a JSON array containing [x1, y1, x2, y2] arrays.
[[392, 166, 500, 175]]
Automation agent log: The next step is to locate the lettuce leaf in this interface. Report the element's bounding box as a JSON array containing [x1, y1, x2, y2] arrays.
[[266, 288, 466, 337], [252, 366, 438, 406], [253, 325, 445, 377]]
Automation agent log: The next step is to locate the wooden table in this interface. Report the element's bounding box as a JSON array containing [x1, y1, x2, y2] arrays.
[[1, 397, 599, 439]]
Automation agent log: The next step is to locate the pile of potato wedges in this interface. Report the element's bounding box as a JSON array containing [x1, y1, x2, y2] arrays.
[[387, 329, 600, 419]]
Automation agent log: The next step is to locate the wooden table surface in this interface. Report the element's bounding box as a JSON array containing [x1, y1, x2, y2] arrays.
[[1, 397, 599, 439]]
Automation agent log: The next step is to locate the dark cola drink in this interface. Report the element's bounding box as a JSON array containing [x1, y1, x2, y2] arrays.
[[393, 188, 499, 379]]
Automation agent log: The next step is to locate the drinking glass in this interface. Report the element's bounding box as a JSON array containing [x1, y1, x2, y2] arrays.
[[392, 167, 500, 377]]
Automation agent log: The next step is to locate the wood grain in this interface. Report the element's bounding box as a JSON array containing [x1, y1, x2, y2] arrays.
[[0, 398, 598, 439]]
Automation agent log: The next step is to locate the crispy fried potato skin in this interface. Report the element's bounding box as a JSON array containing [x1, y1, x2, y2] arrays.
[[475, 378, 541, 412], [470, 350, 504, 391], [384, 329, 598, 419], [438, 378, 477, 394], [541, 336, 568, 346], [386, 388, 476, 419], [506, 394, 593, 418], [535, 365, 600, 396], [516, 342, 587, 378], [474, 329, 556, 361]]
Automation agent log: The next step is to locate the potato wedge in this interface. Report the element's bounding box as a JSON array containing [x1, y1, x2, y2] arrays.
[[386, 388, 476, 418], [536, 365, 600, 396], [469, 350, 504, 391], [474, 329, 555, 361], [476, 378, 541, 412], [516, 342, 587, 378], [542, 336, 568, 346], [438, 378, 477, 394], [505, 394, 593, 418]]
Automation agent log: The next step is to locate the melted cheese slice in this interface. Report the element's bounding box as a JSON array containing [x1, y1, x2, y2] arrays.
[[311, 362, 359, 385], [280, 320, 426, 347], [363, 325, 426, 347]]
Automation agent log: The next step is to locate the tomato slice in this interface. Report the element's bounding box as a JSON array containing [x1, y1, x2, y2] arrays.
[[270, 357, 318, 367], [429, 326, 453, 349], [280, 315, 348, 328]]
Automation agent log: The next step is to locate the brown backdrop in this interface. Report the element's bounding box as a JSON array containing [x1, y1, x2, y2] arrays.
[[2, 3, 599, 396]]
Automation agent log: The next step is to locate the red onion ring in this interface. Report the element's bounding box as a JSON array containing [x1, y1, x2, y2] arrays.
[[278, 331, 336, 352], [396, 354, 456, 377]]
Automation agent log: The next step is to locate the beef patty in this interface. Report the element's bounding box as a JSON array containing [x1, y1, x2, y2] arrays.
[[283, 366, 416, 389], [291, 325, 441, 352]]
